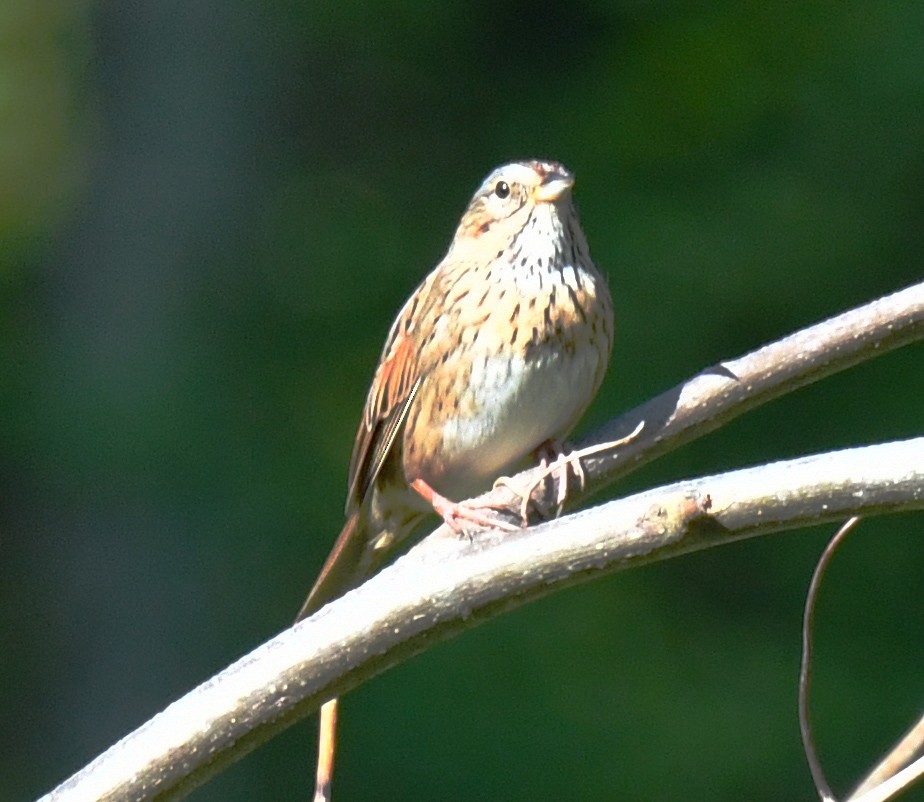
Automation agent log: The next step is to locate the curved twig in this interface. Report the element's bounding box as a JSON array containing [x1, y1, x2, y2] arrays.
[[800, 516, 862, 802]]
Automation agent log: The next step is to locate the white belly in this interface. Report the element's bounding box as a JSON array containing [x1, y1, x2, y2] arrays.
[[438, 346, 600, 494]]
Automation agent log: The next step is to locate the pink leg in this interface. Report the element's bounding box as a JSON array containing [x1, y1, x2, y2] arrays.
[[411, 479, 519, 533]]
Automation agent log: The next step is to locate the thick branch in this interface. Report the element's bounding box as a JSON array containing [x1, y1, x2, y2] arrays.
[[41, 439, 924, 802], [38, 280, 924, 800]]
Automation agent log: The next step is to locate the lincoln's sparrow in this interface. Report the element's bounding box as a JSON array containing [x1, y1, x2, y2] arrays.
[[297, 160, 613, 800]]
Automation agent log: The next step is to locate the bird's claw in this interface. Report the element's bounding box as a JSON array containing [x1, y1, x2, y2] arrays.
[[494, 422, 646, 525]]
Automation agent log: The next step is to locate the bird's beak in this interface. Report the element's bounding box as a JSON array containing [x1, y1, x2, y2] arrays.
[[534, 170, 574, 203]]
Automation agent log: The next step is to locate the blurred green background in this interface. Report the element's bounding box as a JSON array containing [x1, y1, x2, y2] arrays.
[[3, 2, 922, 800]]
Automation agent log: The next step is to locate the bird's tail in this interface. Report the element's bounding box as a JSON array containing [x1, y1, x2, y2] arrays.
[[297, 509, 379, 802], [295, 511, 364, 802], [295, 510, 366, 622], [297, 508, 417, 800]]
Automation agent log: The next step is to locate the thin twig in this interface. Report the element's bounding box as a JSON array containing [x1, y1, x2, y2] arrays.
[[800, 516, 862, 802]]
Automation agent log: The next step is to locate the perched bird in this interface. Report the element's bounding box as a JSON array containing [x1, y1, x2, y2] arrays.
[[296, 160, 614, 800]]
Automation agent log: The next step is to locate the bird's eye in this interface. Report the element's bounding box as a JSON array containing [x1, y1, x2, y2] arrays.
[[494, 181, 510, 199]]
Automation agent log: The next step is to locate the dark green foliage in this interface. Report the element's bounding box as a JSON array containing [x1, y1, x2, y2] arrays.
[[2, 1, 922, 799]]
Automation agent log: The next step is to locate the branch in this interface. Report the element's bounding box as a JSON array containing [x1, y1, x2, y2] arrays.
[[39, 280, 924, 800], [847, 716, 924, 802], [40, 439, 924, 802], [487, 279, 924, 514]]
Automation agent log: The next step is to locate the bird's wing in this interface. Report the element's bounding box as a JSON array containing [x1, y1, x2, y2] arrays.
[[344, 272, 440, 514]]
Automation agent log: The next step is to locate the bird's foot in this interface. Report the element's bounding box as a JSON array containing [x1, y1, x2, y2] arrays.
[[411, 478, 519, 534], [494, 421, 645, 525]]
